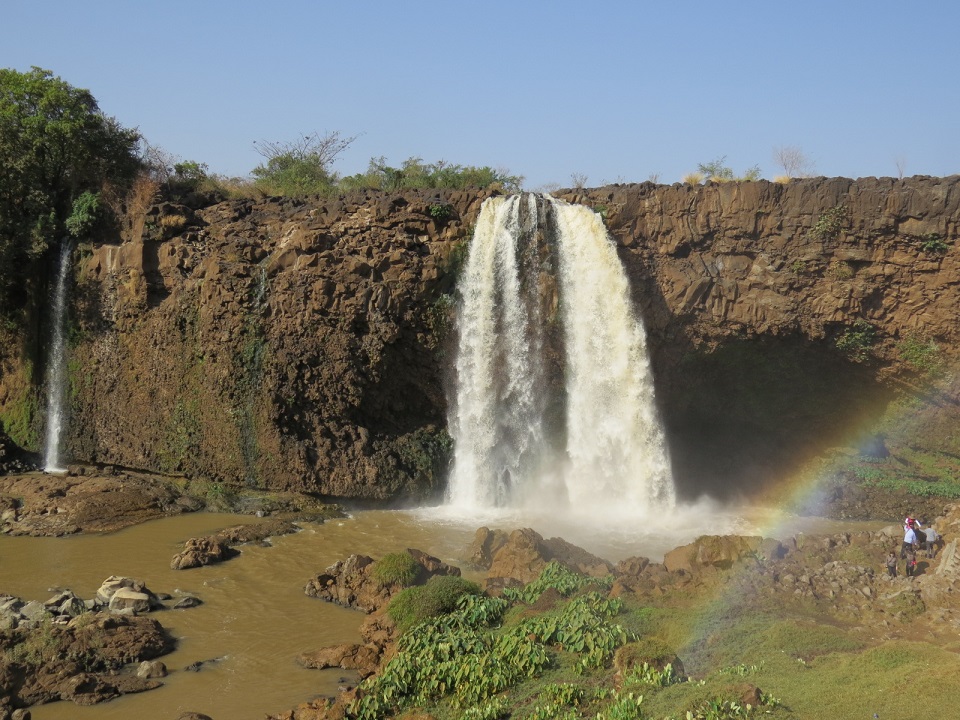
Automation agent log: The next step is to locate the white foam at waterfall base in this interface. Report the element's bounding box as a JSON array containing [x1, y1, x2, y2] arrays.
[[43, 241, 72, 473], [444, 195, 674, 524]]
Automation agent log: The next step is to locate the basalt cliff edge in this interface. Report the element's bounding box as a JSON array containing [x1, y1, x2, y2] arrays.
[[1, 177, 958, 502]]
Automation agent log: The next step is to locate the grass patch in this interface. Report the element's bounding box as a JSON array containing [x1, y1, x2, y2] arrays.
[[757, 641, 960, 719], [372, 552, 420, 588]]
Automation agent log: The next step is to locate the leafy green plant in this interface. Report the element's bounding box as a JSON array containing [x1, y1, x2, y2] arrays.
[[65, 191, 101, 238], [518, 592, 632, 673], [789, 259, 807, 275], [353, 592, 542, 718], [428, 203, 454, 220], [810, 204, 847, 241], [463, 698, 508, 720], [624, 661, 680, 688], [835, 320, 875, 361], [916, 232, 949, 254], [502, 561, 613, 604], [595, 692, 646, 720], [372, 552, 420, 588]]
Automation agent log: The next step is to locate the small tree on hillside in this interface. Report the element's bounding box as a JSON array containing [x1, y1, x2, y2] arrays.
[[773, 145, 814, 178], [251, 130, 356, 196], [697, 156, 762, 182]]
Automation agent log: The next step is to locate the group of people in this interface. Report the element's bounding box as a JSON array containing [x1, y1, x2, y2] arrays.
[[886, 515, 941, 578]]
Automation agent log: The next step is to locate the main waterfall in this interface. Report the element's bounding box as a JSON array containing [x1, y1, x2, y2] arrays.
[[446, 195, 674, 516]]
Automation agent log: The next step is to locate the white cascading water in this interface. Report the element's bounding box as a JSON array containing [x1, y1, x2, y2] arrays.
[[43, 241, 72, 473], [447, 194, 548, 507], [446, 195, 674, 517]]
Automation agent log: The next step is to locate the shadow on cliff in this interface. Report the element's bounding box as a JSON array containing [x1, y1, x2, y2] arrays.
[[654, 336, 896, 502]]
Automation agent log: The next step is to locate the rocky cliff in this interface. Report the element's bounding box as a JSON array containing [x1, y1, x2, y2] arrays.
[[1, 177, 957, 502]]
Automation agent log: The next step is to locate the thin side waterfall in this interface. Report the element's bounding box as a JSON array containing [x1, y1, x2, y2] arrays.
[[446, 194, 674, 515], [43, 241, 73, 473]]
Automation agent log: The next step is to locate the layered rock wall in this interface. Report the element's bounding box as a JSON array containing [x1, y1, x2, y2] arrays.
[[1, 177, 957, 500]]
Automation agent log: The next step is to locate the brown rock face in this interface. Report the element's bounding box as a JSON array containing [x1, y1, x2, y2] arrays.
[[170, 536, 239, 570], [296, 643, 380, 677], [1, 177, 958, 503], [478, 527, 614, 585]]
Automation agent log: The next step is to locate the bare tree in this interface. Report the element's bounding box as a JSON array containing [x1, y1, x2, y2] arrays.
[[253, 130, 357, 168], [570, 172, 588, 189], [773, 145, 814, 178], [895, 155, 908, 180], [138, 141, 177, 184]]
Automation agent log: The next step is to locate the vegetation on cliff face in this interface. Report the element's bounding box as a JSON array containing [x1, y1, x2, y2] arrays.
[[0, 67, 140, 317]]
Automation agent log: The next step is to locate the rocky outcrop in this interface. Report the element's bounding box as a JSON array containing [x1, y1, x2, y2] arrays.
[[2, 177, 958, 502], [304, 550, 460, 613], [170, 518, 300, 569], [0, 470, 183, 536], [0, 611, 173, 711], [469, 527, 614, 585], [296, 643, 380, 678]]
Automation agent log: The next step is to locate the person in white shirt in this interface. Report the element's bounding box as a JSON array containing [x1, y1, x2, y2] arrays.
[[902, 525, 917, 559]]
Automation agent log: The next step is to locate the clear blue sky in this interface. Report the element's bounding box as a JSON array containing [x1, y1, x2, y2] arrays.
[[5, 0, 959, 190]]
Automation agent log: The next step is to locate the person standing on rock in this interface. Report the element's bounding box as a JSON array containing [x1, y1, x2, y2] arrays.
[[923, 525, 940, 559], [885, 551, 898, 578], [905, 547, 918, 578], [902, 524, 918, 559]]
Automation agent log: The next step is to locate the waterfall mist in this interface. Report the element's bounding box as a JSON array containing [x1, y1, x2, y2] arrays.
[[445, 195, 674, 521]]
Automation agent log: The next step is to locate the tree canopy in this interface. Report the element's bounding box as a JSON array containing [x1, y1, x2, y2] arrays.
[[0, 67, 140, 313]]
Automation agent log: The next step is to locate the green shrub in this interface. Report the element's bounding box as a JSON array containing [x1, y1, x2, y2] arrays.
[[810, 205, 847, 241], [65, 191, 101, 238], [917, 232, 949, 254], [340, 156, 523, 192], [372, 552, 420, 588], [388, 574, 482, 633], [696, 156, 761, 182], [428, 202, 454, 220], [835, 320, 875, 361]]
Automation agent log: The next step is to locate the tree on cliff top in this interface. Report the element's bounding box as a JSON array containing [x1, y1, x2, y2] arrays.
[[340, 156, 523, 193], [251, 130, 356, 197], [0, 67, 141, 314]]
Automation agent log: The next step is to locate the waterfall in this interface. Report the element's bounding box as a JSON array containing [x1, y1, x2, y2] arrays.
[[43, 241, 72, 473], [446, 195, 674, 515]]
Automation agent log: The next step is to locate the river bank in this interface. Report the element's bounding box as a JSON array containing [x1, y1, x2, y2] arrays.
[[2, 470, 959, 719]]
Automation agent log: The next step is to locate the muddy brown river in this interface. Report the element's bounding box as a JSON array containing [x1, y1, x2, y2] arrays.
[[0, 505, 884, 719]]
